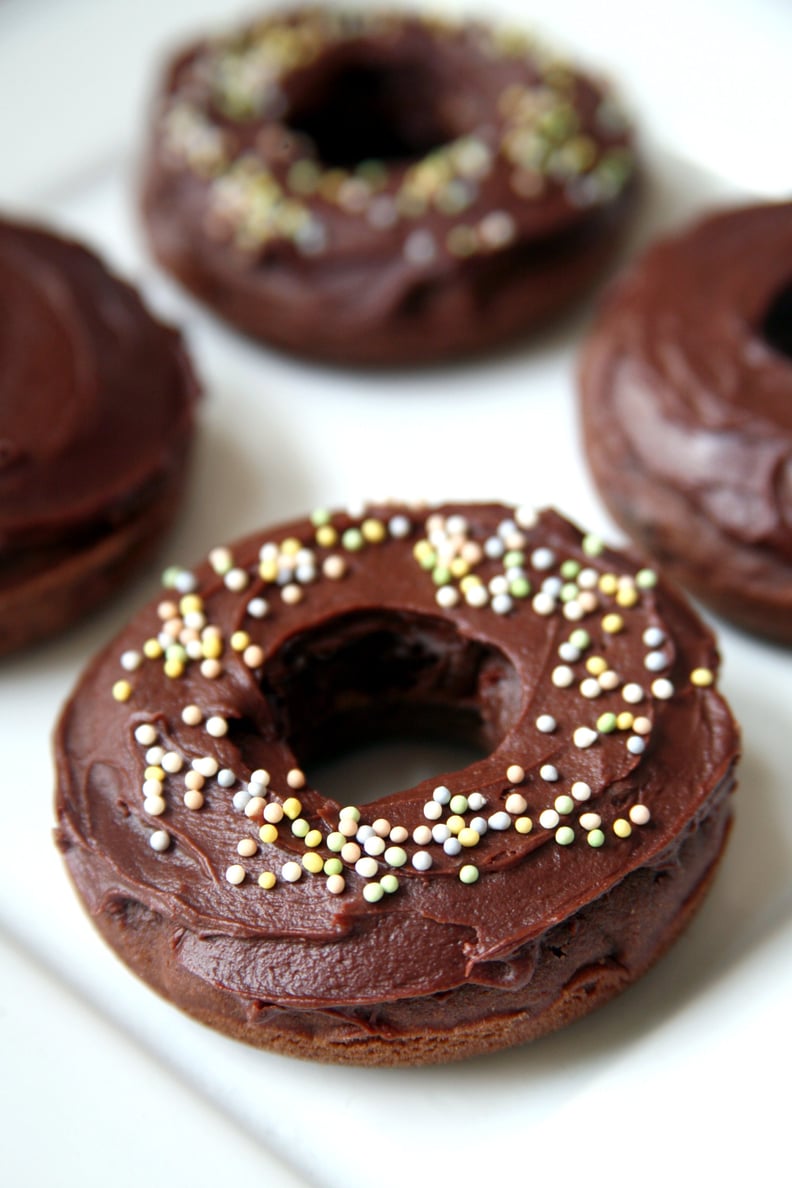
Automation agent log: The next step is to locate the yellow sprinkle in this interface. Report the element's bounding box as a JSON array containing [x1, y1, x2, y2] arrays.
[[259, 559, 278, 582], [202, 636, 223, 660], [305, 829, 323, 848], [179, 594, 203, 615], [602, 613, 624, 634], [446, 814, 465, 835], [613, 818, 632, 838], [143, 638, 163, 659], [315, 524, 338, 548], [282, 797, 302, 820], [230, 631, 250, 652], [450, 557, 470, 578], [112, 680, 132, 702], [616, 711, 635, 731], [163, 658, 184, 679], [586, 655, 608, 676], [302, 852, 324, 874], [691, 667, 714, 687], [144, 766, 165, 782], [514, 816, 533, 835], [280, 537, 301, 556], [413, 540, 434, 561], [361, 518, 386, 543], [599, 573, 619, 595], [259, 823, 278, 844], [616, 586, 639, 608], [459, 574, 483, 592], [258, 871, 277, 889], [458, 828, 480, 848]]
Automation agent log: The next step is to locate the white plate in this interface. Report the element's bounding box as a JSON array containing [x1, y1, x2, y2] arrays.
[[2, 3, 791, 1185]]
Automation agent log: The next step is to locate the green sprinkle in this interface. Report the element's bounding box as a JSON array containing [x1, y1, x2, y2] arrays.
[[503, 550, 525, 568], [560, 582, 579, 602], [449, 794, 469, 814], [165, 643, 187, 663], [509, 578, 531, 598], [636, 568, 658, 589], [418, 549, 437, 570], [560, 559, 581, 580], [310, 508, 331, 527], [161, 565, 182, 588], [380, 874, 400, 894], [459, 864, 479, 885], [569, 628, 591, 650], [384, 846, 407, 868], [291, 818, 310, 839], [326, 832, 344, 853], [323, 857, 343, 876], [554, 795, 574, 815], [363, 883, 384, 903], [555, 825, 575, 846], [597, 712, 618, 734], [432, 565, 452, 585], [582, 533, 604, 557], [339, 806, 360, 822], [342, 528, 364, 551], [587, 828, 605, 848]]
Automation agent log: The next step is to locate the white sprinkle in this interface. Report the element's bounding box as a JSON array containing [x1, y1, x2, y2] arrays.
[[388, 515, 411, 538], [622, 683, 644, 704], [250, 769, 270, 788], [413, 825, 433, 845], [149, 829, 170, 852], [506, 764, 525, 784], [492, 593, 513, 615], [182, 705, 202, 726], [505, 792, 528, 815], [468, 792, 486, 811], [142, 778, 164, 799], [633, 716, 652, 735], [224, 567, 249, 592], [627, 736, 647, 755], [233, 790, 251, 811], [563, 600, 585, 621], [389, 825, 409, 844], [145, 746, 165, 766], [532, 592, 556, 616], [574, 727, 598, 748], [539, 809, 560, 829], [651, 678, 675, 700], [355, 856, 379, 878], [488, 575, 510, 596], [488, 811, 511, 831], [580, 678, 602, 699], [484, 536, 504, 559], [479, 209, 515, 247], [470, 816, 488, 835], [193, 756, 219, 778], [540, 764, 559, 782], [161, 751, 183, 774], [465, 584, 489, 608], [577, 568, 599, 589], [436, 585, 459, 609], [558, 642, 581, 663], [432, 823, 451, 844], [571, 781, 592, 802], [364, 836, 386, 857], [536, 714, 557, 733], [443, 837, 462, 856], [579, 812, 602, 830], [143, 795, 166, 816], [553, 665, 575, 688], [541, 576, 563, 598], [629, 804, 651, 825], [412, 850, 433, 871], [643, 627, 666, 647], [598, 670, 620, 691], [404, 228, 436, 265], [281, 861, 302, 883], [645, 650, 668, 672], [281, 583, 303, 605], [120, 650, 142, 672], [515, 506, 538, 529], [433, 785, 452, 804], [531, 547, 555, 570], [206, 715, 228, 738], [424, 800, 443, 821], [135, 724, 158, 746], [237, 838, 257, 858], [287, 768, 306, 789]]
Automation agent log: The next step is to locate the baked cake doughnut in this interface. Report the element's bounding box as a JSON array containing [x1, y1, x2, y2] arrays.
[[0, 217, 199, 656], [141, 7, 637, 364], [580, 201, 792, 643], [55, 503, 738, 1065]]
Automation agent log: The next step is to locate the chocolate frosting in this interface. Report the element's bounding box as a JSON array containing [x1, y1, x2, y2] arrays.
[[141, 9, 637, 364], [55, 504, 738, 1037], [0, 218, 200, 654], [579, 202, 792, 641]]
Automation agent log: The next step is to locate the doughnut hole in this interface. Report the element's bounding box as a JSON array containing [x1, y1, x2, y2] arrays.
[[762, 279, 792, 361], [236, 610, 522, 806], [284, 50, 460, 168]]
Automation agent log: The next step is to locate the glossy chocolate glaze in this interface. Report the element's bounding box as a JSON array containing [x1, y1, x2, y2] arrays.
[[141, 9, 637, 364], [0, 219, 199, 653], [580, 202, 792, 642], [55, 504, 738, 1062]]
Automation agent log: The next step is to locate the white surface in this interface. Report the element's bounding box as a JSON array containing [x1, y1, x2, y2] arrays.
[[1, 2, 791, 1186]]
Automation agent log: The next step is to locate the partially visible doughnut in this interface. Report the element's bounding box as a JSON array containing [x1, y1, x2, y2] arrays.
[[0, 218, 199, 656], [579, 201, 792, 643], [55, 503, 738, 1065], [141, 8, 637, 364]]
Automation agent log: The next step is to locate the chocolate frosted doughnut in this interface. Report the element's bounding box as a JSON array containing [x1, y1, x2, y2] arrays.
[[579, 202, 792, 643], [55, 503, 738, 1065], [141, 8, 637, 365], [0, 218, 199, 655]]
